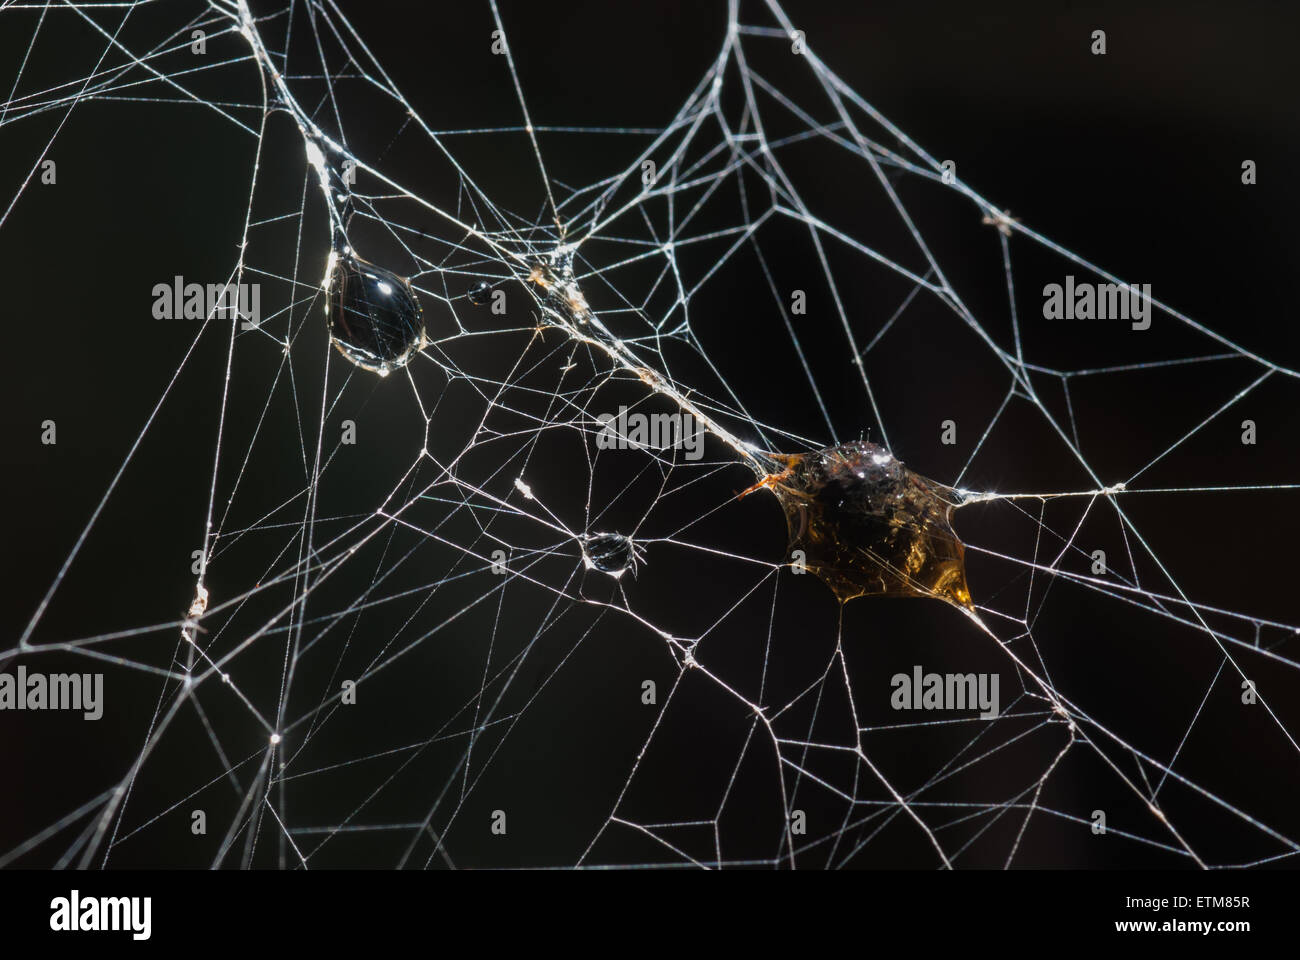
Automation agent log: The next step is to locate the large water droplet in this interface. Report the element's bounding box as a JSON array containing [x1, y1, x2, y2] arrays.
[[325, 252, 426, 375], [467, 280, 493, 306]]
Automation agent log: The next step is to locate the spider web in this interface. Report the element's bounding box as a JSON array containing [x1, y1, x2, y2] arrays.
[[2, 0, 1298, 870]]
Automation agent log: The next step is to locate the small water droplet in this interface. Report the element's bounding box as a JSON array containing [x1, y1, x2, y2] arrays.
[[582, 532, 641, 578], [325, 252, 426, 375], [467, 280, 493, 306]]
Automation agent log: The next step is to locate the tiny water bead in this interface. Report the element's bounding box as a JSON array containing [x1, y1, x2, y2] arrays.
[[740, 440, 973, 609], [324, 251, 426, 375], [582, 532, 642, 578], [467, 280, 493, 306]]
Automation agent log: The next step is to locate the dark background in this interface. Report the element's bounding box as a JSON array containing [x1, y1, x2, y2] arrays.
[[1, 0, 1298, 869]]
